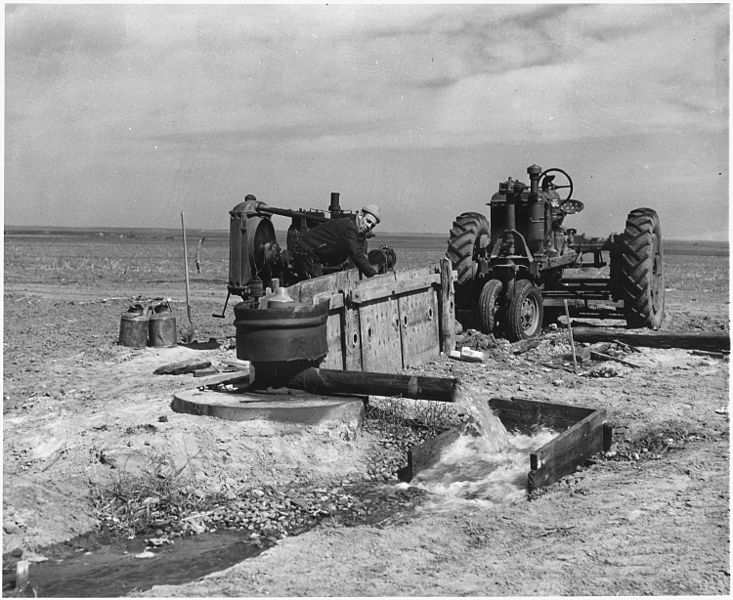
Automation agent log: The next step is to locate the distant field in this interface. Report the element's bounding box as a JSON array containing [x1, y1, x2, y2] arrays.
[[3, 226, 729, 257], [4, 224, 728, 335]]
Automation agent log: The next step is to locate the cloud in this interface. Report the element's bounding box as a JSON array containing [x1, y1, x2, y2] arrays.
[[6, 5, 128, 61], [4, 3, 727, 238], [426, 3, 727, 147], [8, 3, 725, 154]]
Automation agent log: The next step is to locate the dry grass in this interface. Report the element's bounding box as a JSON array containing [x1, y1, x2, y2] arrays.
[[366, 396, 461, 437], [89, 451, 225, 537]]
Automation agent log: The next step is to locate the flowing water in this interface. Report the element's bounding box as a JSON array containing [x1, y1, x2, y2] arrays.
[[8, 385, 556, 595], [411, 383, 557, 507]]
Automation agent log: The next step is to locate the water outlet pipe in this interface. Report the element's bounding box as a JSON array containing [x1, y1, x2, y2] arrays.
[[286, 368, 459, 403]]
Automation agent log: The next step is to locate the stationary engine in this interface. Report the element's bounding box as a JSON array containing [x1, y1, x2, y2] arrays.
[[215, 192, 396, 317]]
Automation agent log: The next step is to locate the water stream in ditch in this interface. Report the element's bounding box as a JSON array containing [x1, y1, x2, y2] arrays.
[[6, 386, 556, 597], [409, 383, 557, 507]]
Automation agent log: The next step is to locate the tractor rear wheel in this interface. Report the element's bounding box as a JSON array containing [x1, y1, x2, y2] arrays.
[[618, 208, 664, 329], [446, 212, 490, 308], [506, 279, 544, 341], [478, 278, 504, 334]]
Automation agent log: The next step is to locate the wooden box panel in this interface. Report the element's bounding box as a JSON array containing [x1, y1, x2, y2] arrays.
[[343, 306, 363, 371], [398, 289, 439, 368], [358, 297, 402, 373], [320, 310, 344, 369], [284, 264, 452, 373], [528, 407, 607, 491]]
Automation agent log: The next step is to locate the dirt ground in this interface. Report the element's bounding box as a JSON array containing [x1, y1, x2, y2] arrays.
[[2, 275, 730, 596]]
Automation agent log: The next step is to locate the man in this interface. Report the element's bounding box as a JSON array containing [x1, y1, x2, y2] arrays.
[[291, 204, 382, 279]]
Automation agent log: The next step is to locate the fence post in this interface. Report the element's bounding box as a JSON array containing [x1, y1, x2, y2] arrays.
[[438, 257, 456, 354]]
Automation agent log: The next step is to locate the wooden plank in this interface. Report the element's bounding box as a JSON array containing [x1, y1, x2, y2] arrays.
[[572, 327, 730, 352], [358, 297, 402, 372], [398, 288, 439, 368], [406, 428, 461, 480], [153, 359, 212, 375], [348, 273, 440, 304], [320, 309, 345, 369], [394, 265, 434, 280], [343, 305, 362, 371], [528, 408, 607, 491], [488, 396, 594, 434], [293, 270, 358, 303], [312, 291, 345, 310], [438, 257, 456, 355]]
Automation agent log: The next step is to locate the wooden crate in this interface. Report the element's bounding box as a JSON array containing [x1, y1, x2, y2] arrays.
[[285, 260, 455, 373]]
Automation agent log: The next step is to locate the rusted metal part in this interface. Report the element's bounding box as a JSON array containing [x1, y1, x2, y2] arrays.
[[286, 367, 459, 403], [228, 198, 278, 298], [118, 305, 149, 349], [148, 304, 177, 348], [234, 301, 329, 364], [367, 246, 397, 273], [233, 300, 330, 388]]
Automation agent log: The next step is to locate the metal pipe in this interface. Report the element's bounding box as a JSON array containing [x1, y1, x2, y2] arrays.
[[257, 205, 328, 222], [329, 192, 341, 217], [286, 368, 459, 402]]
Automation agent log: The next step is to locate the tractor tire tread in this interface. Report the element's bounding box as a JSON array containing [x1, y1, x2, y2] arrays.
[[619, 208, 664, 329], [446, 212, 490, 310]]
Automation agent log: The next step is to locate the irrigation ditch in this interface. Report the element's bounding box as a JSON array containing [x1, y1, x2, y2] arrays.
[[3, 389, 700, 598]]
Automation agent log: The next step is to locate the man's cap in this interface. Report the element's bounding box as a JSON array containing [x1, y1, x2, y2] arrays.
[[361, 204, 382, 224]]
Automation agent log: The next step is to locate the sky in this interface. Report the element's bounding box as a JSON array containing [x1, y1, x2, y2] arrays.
[[4, 3, 729, 240]]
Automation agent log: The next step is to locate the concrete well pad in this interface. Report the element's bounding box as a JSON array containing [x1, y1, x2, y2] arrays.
[[171, 387, 365, 427]]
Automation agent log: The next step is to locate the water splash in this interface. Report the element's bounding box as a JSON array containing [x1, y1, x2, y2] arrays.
[[411, 383, 556, 508]]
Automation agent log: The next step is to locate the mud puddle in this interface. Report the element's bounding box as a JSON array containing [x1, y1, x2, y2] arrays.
[[2, 484, 428, 597], [2, 531, 265, 597]]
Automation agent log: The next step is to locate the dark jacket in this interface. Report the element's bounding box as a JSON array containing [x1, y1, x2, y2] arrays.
[[293, 217, 376, 277]]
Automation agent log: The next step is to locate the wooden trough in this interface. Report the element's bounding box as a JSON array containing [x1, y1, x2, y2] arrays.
[[282, 258, 456, 372], [405, 396, 612, 493]]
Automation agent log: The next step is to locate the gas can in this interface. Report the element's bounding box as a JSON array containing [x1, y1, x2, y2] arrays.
[[119, 304, 149, 348], [148, 303, 177, 348]]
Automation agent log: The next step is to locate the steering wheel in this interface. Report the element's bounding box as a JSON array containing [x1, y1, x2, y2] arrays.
[[540, 168, 574, 202]]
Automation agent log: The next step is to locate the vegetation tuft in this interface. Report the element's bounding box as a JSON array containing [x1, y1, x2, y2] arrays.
[[365, 396, 462, 438], [89, 452, 224, 538]]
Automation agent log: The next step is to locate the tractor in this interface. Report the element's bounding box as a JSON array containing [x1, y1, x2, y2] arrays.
[[446, 164, 664, 341], [214, 192, 396, 317]]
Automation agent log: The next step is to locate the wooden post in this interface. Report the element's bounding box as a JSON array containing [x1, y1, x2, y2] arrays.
[[564, 299, 578, 373], [181, 212, 195, 341], [438, 258, 456, 355]]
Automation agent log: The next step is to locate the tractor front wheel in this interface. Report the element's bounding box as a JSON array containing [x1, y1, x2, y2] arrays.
[[506, 279, 544, 341], [618, 208, 664, 329], [478, 278, 504, 334]]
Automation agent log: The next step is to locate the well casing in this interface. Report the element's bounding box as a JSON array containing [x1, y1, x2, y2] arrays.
[[233, 300, 329, 387]]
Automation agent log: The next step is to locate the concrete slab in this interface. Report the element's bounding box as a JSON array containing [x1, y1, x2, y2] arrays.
[[171, 387, 365, 427]]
